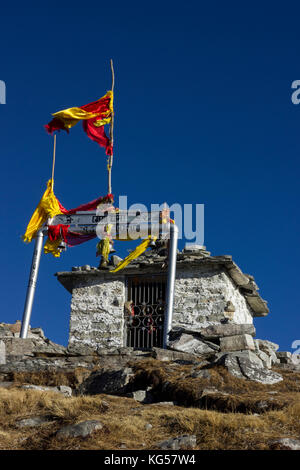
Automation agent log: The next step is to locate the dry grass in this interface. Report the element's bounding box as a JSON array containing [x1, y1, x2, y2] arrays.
[[0, 359, 299, 450], [6, 367, 92, 388], [0, 381, 299, 450], [130, 359, 300, 413]]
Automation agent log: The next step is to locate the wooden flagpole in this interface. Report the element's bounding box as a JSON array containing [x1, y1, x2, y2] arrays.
[[51, 134, 57, 189], [108, 59, 115, 195]]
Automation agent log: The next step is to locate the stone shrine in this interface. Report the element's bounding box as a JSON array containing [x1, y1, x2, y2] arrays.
[[56, 244, 269, 352]]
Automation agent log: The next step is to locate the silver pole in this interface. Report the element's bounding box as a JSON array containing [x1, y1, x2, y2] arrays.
[[163, 223, 179, 349], [20, 230, 44, 338]]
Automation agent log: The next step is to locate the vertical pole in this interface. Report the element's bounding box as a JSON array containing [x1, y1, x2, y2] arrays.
[[163, 223, 179, 349], [51, 134, 57, 189], [108, 59, 115, 195], [20, 230, 44, 338]]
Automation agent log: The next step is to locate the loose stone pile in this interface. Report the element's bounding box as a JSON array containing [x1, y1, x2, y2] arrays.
[[0, 321, 299, 391]]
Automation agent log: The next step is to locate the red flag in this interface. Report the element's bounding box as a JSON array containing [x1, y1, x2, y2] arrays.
[[82, 116, 113, 156]]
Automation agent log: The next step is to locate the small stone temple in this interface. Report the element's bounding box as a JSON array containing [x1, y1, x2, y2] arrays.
[[56, 244, 269, 352]]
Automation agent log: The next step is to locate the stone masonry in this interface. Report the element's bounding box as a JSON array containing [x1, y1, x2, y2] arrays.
[[70, 278, 125, 350]]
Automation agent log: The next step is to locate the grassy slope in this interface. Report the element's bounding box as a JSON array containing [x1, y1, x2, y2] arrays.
[[0, 360, 300, 450]]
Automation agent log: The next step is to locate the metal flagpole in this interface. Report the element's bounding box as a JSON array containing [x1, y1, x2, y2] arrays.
[[20, 229, 45, 338], [20, 134, 56, 338], [163, 223, 179, 349]]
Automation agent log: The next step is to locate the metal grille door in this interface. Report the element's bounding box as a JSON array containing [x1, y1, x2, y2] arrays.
[[125, 276, 166, 349]]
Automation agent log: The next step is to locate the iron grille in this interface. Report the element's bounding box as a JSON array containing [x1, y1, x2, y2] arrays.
[[125, 276, 166, 349]]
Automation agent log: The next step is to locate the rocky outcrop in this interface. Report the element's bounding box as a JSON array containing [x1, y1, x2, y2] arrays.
[[78, 367, 134, 396], [167, 325, 284, 383], [216, 351, 283, 384]]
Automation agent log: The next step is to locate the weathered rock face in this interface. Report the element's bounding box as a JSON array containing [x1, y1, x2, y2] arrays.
[[78, 367, 134, 396]]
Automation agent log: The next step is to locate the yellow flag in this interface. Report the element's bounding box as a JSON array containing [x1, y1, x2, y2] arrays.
[[111, 236, 157, 273], [23, 179, 62, 243], [44, 238, 62, 257]]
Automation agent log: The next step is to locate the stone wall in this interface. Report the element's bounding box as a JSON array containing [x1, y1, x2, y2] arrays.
[[69, 277, 125, 350], [67, 264, 254, 350], [173, 265, 254, 329]]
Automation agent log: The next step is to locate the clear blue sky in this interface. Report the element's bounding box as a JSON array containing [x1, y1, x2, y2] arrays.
[[0, 1, 299, 351]]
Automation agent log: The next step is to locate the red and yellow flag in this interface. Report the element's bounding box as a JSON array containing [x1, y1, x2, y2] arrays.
[[45, 91, 113, 155]]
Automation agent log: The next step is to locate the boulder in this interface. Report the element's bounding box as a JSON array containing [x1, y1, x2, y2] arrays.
[[156, 435, 197, 450], [56, 420, 103, 439], [16, 415, 52, 428], [220, 334, 255, 352], [217, 351, 283, 384], [168, 333, 219, 356], [78, 367, 134, 396]]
